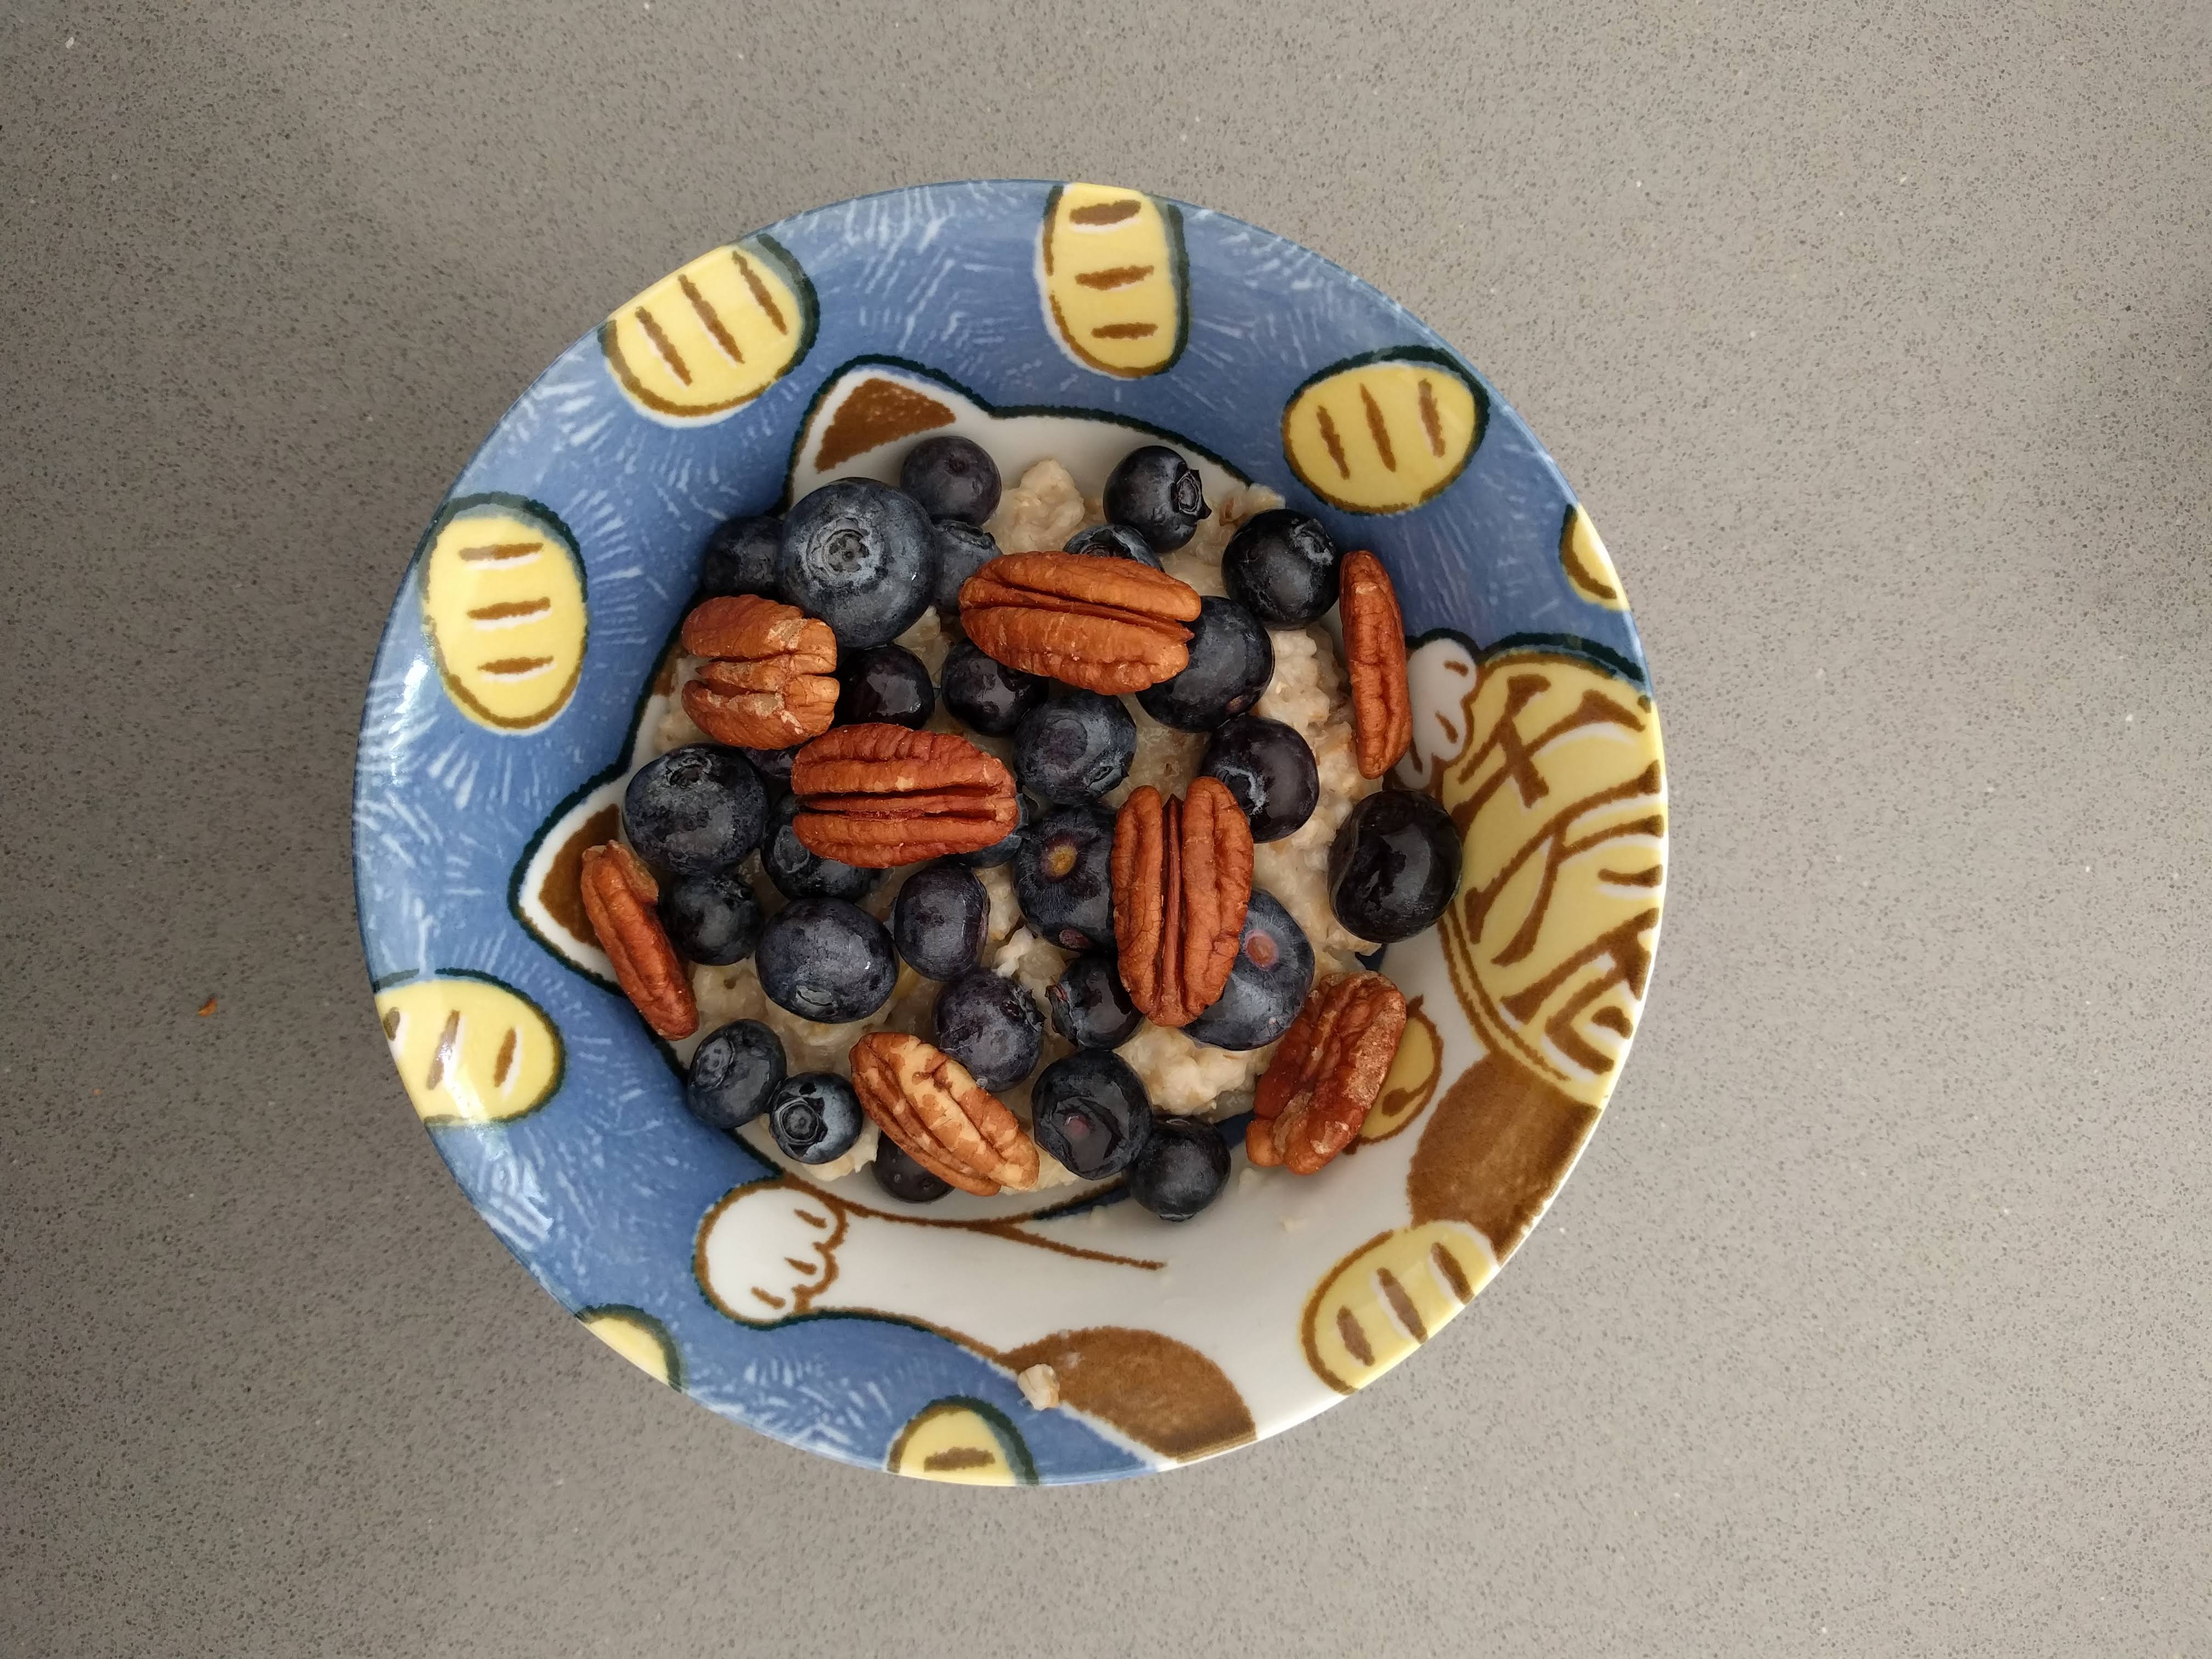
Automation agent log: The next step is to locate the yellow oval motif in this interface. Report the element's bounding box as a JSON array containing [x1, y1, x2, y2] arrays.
[[887, 1398, 1037, 1486], [375, 973, 564, 1126], [1361, 994, 1442, 1142], [1301, 1221, 1497, 1394], [1560, 504, 1627, 610], [600, 236, 815, 419], [1282, 353, 1483, 514], [1041, 183, 1187, 378], [420, 497, 588, 732], [578, 1306, 681, 1388], [1433, 652, 1665, 1106]]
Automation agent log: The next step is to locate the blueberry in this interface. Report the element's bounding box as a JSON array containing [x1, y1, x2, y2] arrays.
[[931, 520, 1001, 616], [778, 478, 935, 648], [1185, 889, 1313, 1050], [761, 789, 882, 903], [685, 1019, 786, 1130], [952, 791, 1034, 869], [900, 435, 1002, 525], [892, 862, 989, 979], [1047, 951, 1143, 1049], [872, 1135, 952, 1204], [767, 1072, 865, 1164], [1014, 690, 1136, 804], [1199, 715, 1318, 843], [1030, 1051, 1153, 1180], [941, 639, 1047, 737], [1135, 596, 1273, 731], [1063, 522, 1161, 569], [755, 898, 897, 1023], [1328, 789, 1463, 943], [932, 968, 1043, 1091], [1013, 803, 1116, 952], [1221, 510, 1341, 626], [623, 745, 767, 875], [1127, 1117, 1231, 1221], [697, 514, 783, 599], [740, 745, 795, 791], [658, 868, 764, 965], [1102, 445, 1209, 552], [835, 643, 935, 730]]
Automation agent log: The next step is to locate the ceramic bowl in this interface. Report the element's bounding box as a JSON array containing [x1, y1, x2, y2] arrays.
[[354, 180, 1667, 1484]]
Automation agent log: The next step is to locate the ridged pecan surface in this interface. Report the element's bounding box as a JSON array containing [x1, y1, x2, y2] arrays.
[[849, 1031, 1040, 1197], [678, 594, 839, 749], [1110, 779, 1253, 1028], [1249, 973, 1408, 1173], [789, 725, 1019, 867], [960, 551, 1201, 693], [579, 842, 698, 1039], [1340, 551, 1413, 778]]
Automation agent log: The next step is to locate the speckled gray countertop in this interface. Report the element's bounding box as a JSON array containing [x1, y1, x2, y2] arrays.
[[4, 1, 2208, 1654]]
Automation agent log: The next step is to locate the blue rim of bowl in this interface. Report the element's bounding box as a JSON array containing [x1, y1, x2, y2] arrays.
[[351, 179, 1660, 1482]]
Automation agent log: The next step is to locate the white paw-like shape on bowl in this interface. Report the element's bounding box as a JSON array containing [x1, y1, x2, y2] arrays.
[[695, 1182, 849, 1320], [692, 1088, 1487, 1450], [699, 1179, 1154, 1344]]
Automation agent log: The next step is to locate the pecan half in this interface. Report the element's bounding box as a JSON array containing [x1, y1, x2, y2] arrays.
[[960, 551, 1201, 693], [1111, 779, 1253, 1028], [1340, 550, 1413, 778], [678, 594, 839, 749], [849, 1031, 1040, 1197], [1248, 973, 1408, 1174], [578, 842, 699, 1039], [790, 724, 1019, 867]]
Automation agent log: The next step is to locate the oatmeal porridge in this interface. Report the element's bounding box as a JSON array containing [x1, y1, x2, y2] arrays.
[[582, 435, 1459, 1220]]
